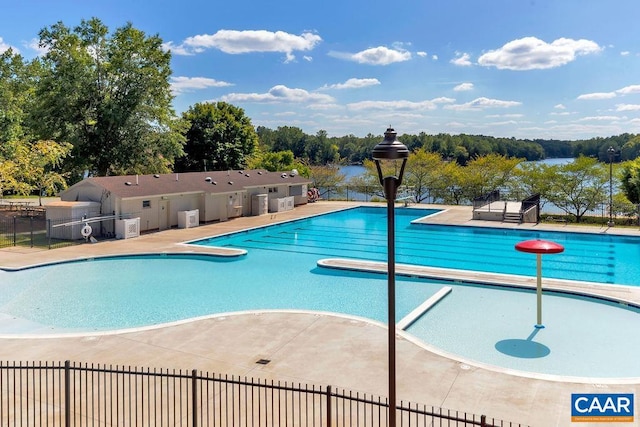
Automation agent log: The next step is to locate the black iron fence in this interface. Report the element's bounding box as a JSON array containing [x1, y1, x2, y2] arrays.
[[0, 361, 525, 427]]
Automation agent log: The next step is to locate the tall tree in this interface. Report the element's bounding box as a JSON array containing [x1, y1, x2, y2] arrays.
[[31, 18, 185, 179], [13, 140, 72, 205], [620, 159, 640, 204], [461, 154, 522, 201], [177, 102, 258, 172], [403, 149, 445, 203], [545, 156, 608, 222]]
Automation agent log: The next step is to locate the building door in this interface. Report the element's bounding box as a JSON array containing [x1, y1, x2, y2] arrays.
[[159, 200, 169, 230]]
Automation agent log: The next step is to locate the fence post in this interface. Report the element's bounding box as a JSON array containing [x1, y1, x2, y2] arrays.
[[30, 217, 33, 247], [12, 216, 16, 246], [47, 219, 51, 249], [64, 360, 71, 427], [325, 385, 332, 427], [480, 414, 487, 427], [192, 369, 198, 427]]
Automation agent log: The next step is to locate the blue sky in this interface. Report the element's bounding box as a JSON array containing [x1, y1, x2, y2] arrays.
[[2, 0, 640, 140]]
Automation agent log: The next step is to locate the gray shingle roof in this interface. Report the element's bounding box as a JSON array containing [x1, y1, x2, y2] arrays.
[[66, 170, 311, 199]]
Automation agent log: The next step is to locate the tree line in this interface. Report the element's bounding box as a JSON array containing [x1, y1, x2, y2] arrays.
[[311, 153, 640, 224], [2, 17, 640, 210]]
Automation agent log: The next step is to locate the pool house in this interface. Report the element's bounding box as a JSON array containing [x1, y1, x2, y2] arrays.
[[49, 169, 311, 238]]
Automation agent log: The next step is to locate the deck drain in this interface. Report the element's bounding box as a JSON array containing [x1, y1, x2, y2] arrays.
[[256, 359, 271, 365]]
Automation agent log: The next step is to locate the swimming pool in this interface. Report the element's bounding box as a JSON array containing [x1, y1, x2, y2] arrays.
[[195, 206, 640, 286], [1, 206, 639, 379]]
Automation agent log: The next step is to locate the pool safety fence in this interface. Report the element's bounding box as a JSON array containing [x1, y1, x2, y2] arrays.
[[0, 360, 527, 427]]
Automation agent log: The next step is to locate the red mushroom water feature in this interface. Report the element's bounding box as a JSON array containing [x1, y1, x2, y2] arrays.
[[515, 239, 565, 329]]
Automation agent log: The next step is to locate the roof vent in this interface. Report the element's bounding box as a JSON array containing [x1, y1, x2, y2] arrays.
[[205, 177, 212, 182], [245, 173, 250, 177], [228, 181, 233, 185], [281, 173, 287, 178], [153, 174, 160, 178], [291, 169, 298, 176], [212, 181, 217, 185], [125, 181, 132, 186], [238, 170, 243, 174], [257, 171, 262, 175]]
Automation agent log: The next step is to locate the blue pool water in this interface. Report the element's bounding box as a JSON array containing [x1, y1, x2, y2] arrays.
[[1, 206, 639, 379], [195, 206, 640, 287]]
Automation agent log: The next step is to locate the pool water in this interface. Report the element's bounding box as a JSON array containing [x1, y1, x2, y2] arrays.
[[1, 206, 639, 379], [196, 206, 640, 286]]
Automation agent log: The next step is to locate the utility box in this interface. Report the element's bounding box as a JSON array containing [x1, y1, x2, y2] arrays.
[[178, 209, 199, 229], [269, 196, 294, 213], [115, 217, 140, 239], [252, 194, 268, 216]]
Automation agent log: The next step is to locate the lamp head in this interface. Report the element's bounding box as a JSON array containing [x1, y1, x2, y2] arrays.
[[372, 127, 409, 192], [372, 128, 410, 161]]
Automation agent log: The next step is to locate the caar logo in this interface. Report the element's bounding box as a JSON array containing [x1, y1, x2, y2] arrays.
[[571, 393, 634, 422]]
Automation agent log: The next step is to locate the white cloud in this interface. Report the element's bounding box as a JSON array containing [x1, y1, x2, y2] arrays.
[[444, 97, 521, 111], [416, 51, 427, 57], [554, 104, 566, 109], [477, 37, 602, 70], [347, 100, 438, 111], [576, 92, 616, 100], [221, 85, 334, 104], [432, 54, 438, 60], [162, 41, 196, 56], [431, 97, 456, 104], [621, 51, 630, 56], [25, 38, 47, 56], [329, 46, 411, 65], [578, 115, 623, 121], [168, 30, 322, 61], [616, 104, 640, 111], [303, 55, 313, 62], [453, 82, 474, 92], [0, 37, 19, 54], [616, 85, 640, 95], [170, 76, 234, 94], [450, 52, 472, 66], [319, 78, 381, 90]]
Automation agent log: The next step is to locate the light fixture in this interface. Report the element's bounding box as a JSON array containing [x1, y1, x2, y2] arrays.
[[372, 127, 409, 427]]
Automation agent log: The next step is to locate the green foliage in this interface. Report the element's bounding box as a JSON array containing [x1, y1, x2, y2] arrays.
[[30, 17, 184, 179], [246, 150, 310, 176], [461, 154, 522, 201], [620, 159, 640, 204], [309, 165, 346, 197], [177, 102, 258, 172], [545, 156, 608, 222]]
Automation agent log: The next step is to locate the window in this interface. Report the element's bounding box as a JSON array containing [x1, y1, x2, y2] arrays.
[[142, 200, 151, 208]]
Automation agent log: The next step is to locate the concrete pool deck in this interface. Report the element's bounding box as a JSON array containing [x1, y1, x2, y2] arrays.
[[1, 200, 639, 426]]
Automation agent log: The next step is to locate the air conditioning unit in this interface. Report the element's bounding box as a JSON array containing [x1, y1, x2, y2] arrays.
[[178, 209, 199, 229], [115, 217, 140, 239]]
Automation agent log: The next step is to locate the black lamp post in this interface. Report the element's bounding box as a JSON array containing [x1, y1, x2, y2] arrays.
[[372, 127, 409, 427], [607, 146, 615, 227]]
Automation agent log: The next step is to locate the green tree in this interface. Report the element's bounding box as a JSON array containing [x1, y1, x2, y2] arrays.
[[309, 164, 345, 198], [435, 161, 465, 205], [14, 140, 72, 205], [620, 159, 640, 204], [461, 154, 522, 201], [545, 157, 608, 222], [31, 17, 184, 178], [404, 149, 445, 203], [178, 102, 258, 172], [508, 161, 555, 209], [245, 150, 309, 176]]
